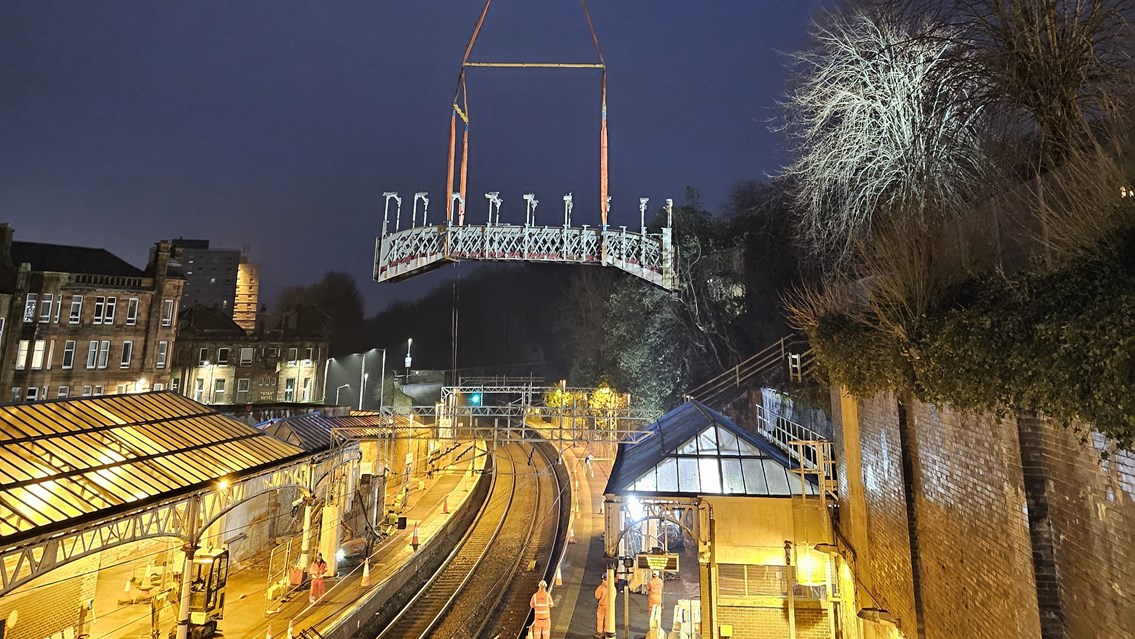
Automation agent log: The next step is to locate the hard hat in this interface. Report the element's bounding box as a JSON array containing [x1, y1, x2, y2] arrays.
[[601, 572, 608, 579], [653, 571, 660, 577], [539, 579, 547, 588]]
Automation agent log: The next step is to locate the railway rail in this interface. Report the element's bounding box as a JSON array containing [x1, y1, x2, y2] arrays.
[[374, 440, 567, 639]]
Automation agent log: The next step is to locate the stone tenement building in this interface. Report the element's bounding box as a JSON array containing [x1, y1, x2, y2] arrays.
[[171, 305, 328, 405], [0, 225, 183, 401], [831, 389, 1135, 639]]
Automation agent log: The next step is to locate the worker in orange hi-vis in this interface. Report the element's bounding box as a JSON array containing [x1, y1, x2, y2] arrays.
[[594, 572, 609, 638], [647, 571, 664, 627], [529, 579, 553, 639]]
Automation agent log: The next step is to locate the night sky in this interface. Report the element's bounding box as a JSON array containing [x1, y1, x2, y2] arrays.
[[0, 1, 820, 312]]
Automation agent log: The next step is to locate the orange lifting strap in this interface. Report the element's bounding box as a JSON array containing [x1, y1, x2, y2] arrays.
[[445, 0, 609, 226]]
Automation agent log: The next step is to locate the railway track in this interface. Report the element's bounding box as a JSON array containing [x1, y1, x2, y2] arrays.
[[374, 440, 566, 639]]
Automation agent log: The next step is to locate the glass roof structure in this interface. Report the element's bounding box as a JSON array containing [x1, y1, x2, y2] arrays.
[[0, 392, 305, 545], [605, 401, 817, 497]]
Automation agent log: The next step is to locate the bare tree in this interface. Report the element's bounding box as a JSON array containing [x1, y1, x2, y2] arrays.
[[951, 0, 1135, 262], [783, 5, 989, 269]]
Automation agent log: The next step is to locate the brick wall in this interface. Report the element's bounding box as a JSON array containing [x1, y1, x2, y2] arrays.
[[907, 402, 1040, 638], [846, 392, 920, 633], [836, 388, 1135, 639], [718, 604, 830, 639], [1042, 425, 1135, 637]]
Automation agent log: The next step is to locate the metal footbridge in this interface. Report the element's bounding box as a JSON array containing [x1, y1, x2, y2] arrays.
[[372, 0, 679, 292], [374, 194, 677, 290]]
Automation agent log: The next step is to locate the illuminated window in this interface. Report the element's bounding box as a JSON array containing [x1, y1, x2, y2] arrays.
[[194, 378, 205, 402], [31, 340, 46, 370], [212, 379, 225, 403], [14, 340, 28, 370], [199, 347, 209, 365], [284, 378, 296, 402], [301, 377, 311, 402]]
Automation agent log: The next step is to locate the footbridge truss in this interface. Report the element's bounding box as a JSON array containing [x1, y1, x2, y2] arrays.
[[332, 378, 662, 445], [374, 193, 678, 291]]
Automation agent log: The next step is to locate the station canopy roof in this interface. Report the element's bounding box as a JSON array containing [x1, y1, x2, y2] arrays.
[[605, 401, 817, 498], [259, 413, 337, 451], [0, 392, 305, 545]]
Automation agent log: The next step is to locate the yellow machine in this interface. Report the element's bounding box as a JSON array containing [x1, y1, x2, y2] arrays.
[[187, 547, 228, 639]]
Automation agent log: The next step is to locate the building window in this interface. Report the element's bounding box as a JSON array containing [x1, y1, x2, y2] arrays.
[[25, 387, 37, 402], [199, 347, 209, 365], [194, 378, 205, 402], [126, 298, 139, 325], [11, 387, 20, 403], [93, 385, 104, 396], [69, 295, 83, 324], [14, 340, 29, 370], [57, 386, 69, 399], [287, 348, 298, 364], [217, 347, 230, 365], [39, 294, 53, 323], [161, 299, 175, 327], [62, 341, 76, 369], [236, 378, 250, 394], [97, 340, 110, 369], [103, 297, 117, 325], [171, 378, 180, 393], [31, 340, 46, 370], [156, 341, 168, 369], [0, 317, 5, 345], [284, 378, 296, 402], [267, 347, 280, 358], [153, 382, 165, 391], [116, 384, 127, 395], [120, 341, 133, 368], [23, 294, 36, 323], [86, 341, 98, 369], [81, 385, 92, 397], [93, 296, 105, 325], [305, 347, 314, 362], [240, 347, 254, 366], [301, 377, 311, 402], [213, 379, 225, 403]]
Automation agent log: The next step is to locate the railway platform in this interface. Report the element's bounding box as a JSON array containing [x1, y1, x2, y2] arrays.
[[89, 448, 483, 639]]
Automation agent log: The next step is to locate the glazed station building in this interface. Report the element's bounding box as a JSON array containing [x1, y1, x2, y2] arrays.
[[603, 401, 855, 639]]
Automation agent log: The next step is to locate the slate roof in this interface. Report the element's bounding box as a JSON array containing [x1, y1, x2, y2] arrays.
[[605, 400, 817, 498], [10, 241, 144, 277], [259, 413, 336, 452]]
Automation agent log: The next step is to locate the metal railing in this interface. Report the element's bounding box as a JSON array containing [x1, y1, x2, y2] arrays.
[[687, 334, 813, 405]]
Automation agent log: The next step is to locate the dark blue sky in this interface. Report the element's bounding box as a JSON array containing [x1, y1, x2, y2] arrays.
[[0, 1, 820, 312]]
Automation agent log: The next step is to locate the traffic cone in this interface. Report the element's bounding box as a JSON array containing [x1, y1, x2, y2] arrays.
[[568, 527, 576, 544], [527, 627, 534, 639], [411, 524, 420, 551], [554, 565, 563, 586], [443, 495, 449, 514], [287, 621, 294, 639], [361, 559, 371, 587], [266, 625, 272, 639]]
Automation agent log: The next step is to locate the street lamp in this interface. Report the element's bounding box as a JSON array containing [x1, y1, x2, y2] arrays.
[[334, 384, 350, 405], [405, 338, 413, 379]]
